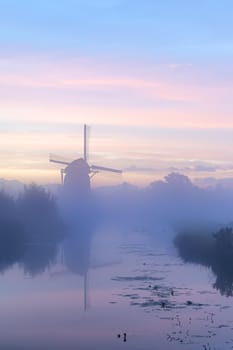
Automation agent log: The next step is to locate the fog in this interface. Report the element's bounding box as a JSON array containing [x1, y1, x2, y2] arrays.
[[1, 172, 233, 280], [95, 172, 233, 233]]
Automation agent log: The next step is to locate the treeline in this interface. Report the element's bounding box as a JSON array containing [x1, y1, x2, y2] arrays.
[[95, 172, 233, 232], [0, 184, 66, 275]]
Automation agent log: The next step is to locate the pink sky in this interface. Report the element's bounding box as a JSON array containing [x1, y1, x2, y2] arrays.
[[1, 54, 233, 186]]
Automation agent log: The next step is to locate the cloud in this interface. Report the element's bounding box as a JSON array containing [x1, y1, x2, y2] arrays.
[[187, 165, 217, 172], [124, 160, 231, 174], [124, 166, 159, 173], [195, 177, 233, 189], [0, 54, 232, 111]]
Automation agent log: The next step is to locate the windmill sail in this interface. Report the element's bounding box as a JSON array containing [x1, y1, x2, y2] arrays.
[[49, 153, 70, 166], [84, 124, 87, 161], [91, 164, 122, 174]]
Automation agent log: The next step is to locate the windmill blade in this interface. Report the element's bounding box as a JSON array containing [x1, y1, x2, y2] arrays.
[[83, 124, 90, 162], [50, 159, 69, 165], [84, 124, 87, 161], [49, 153, 70, 166], [91, 164, 122, 174]]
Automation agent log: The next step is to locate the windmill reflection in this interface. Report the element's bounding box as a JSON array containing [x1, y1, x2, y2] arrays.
[[62, 222, 93, 311]]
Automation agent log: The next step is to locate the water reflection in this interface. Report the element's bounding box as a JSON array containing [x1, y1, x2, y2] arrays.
[[174, 227, 233, 296], [1, 224, 233, 349], [0, 185, 65, 275], [62, 225, 92, 311]]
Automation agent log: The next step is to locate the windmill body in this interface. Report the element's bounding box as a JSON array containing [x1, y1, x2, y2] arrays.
[[63, 158, 91, 197]]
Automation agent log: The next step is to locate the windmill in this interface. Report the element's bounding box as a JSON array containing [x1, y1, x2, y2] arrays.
[[49, 125, 122, 195]]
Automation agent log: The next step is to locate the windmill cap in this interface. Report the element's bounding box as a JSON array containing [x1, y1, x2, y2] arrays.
[[65, 158, 90, 172]]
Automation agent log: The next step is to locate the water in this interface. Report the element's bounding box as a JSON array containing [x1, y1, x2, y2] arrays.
[[1, 230, 233, 350]]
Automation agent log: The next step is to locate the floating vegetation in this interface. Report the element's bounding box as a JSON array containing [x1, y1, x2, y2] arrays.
[[111, 275, 164, 282]]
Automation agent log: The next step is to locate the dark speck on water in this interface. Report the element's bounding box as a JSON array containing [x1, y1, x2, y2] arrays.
[[123, 333, 127, 342]]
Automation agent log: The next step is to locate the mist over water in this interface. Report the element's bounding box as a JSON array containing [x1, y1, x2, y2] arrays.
[[1, 173, 233, 349], [1, 172, 233, 278]]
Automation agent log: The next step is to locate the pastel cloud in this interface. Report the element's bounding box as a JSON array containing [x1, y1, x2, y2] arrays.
[[0, 56, 232, 105], [1, 54, 233, 138]]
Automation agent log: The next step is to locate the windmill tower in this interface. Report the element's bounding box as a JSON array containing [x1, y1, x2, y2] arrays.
[[49, 125, 122, 196]]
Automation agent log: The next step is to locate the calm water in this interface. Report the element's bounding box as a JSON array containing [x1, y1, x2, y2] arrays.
[[1, 230, 233, 350]]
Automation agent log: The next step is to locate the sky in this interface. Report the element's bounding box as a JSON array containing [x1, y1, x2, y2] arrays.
[[1, 0, 233, 186]]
